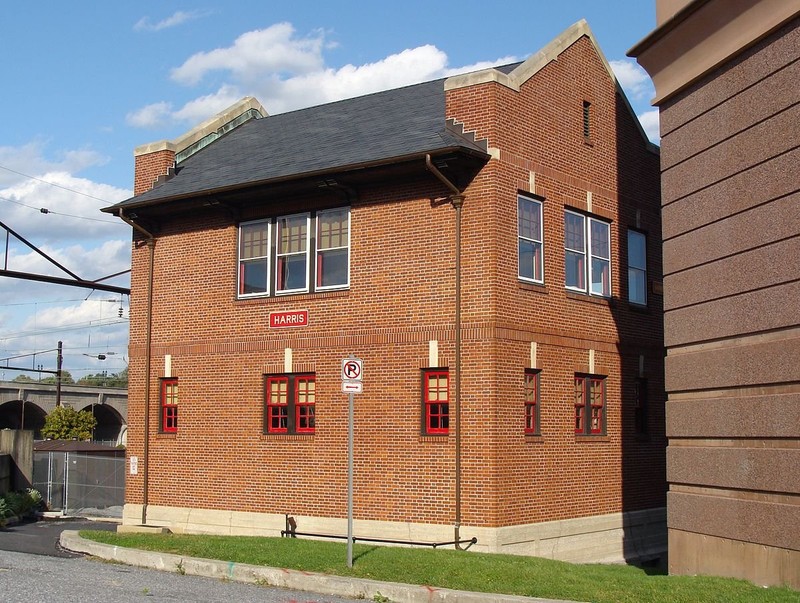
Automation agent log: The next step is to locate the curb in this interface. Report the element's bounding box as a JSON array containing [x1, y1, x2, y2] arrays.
[[60, 531, 582, 603]]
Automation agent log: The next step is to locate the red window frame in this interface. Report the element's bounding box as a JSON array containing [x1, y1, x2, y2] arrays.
[[265, 374, 315, 435], [294, 375, 316, 434], [422, 369, 449, 435], [574, 374, 606, 435], [160, 377, 178, 433], [524, 369, 541, 435]]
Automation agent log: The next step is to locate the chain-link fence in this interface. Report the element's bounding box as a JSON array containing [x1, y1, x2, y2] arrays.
[[33, 452, 124, 518]]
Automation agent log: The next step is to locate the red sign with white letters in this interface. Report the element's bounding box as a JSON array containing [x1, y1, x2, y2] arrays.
[[269, 310, 308, 328]]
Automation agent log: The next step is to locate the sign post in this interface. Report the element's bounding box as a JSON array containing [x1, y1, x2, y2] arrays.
[[342, 355, 363, 568]]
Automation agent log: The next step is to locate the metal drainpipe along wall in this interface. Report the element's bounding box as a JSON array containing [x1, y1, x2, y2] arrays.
[[119, 210, 155, 526], [425, 155, 464, 548]]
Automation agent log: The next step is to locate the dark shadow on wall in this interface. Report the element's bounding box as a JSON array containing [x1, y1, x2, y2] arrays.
[[79, 403, 126, 444], [0, 401, 47, 440], [611, 87, 668, 564]]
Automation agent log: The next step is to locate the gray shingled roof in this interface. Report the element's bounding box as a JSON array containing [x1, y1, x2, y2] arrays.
[[110, 76, 494, 211]]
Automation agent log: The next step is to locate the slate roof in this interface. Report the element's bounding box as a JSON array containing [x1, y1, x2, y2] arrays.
[[110, 76, 495, 211]]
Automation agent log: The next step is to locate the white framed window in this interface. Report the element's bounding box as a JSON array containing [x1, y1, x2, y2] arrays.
[[518, 195, 544, 284], [238, 220, 270, 297], [276, 213, 310, 294], [238, 208, 350, 299], [628, 230, 647, 305], [316, 208, 350, 290], [564, 210, 611, 297]]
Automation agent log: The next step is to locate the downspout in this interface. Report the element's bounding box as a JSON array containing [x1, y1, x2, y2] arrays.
[[118, 209, 155, 526], [425, 155, 465, 549]]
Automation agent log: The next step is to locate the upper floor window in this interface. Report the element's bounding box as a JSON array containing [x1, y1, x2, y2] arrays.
[[276, 214, 310, 294], [238, 208, 350, 298], [524, 369, 541, 435], [316, 208, 350, 289], [160, 377, 178, 433], [518, 195, 544, 284], [265, 373, 316, 435], [574, 374, 606, 435], [628, 230, 647, 305], [239, 220, 270, 296], [422, 369, 449, 435], [564, 210, 611, 297]]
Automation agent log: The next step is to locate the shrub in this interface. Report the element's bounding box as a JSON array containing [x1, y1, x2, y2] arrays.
[[41, 406, 96, 441], [0, 488, 44, 520]]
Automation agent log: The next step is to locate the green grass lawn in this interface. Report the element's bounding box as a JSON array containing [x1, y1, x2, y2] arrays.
[[80, 531, 798, 603]]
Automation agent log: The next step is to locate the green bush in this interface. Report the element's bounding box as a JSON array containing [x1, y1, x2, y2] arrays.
[[41, 405, 96, 440], [0, 488, 44, 519]]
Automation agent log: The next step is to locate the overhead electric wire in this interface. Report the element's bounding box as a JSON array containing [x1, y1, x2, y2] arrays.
[[0, 194, 122, 225], [0, 163, 115, 204], [0, 298, 122, 308], [0, 317, 128, 342]]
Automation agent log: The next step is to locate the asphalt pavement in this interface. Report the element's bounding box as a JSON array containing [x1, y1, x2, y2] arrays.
[[0, 548, 358, 603], [0, 516, 117, 557]]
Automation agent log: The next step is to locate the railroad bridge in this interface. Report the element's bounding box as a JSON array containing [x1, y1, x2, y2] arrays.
[[0, 381, 127, 444]]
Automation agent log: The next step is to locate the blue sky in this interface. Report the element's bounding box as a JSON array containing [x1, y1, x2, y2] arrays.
[[0, 1, 657, 380]]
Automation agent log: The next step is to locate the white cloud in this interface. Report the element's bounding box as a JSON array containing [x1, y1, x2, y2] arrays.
[[125, 101, 174, 129], [130, 21, 521, 128], [266, 45, 451, 113], [134, 10, 210, 33], [0, 295, 130, 381], [170, 23, 325, 86], [444, 56, 519, 77], [638, 109, 661, 143], [610, 59, 653, 101], [1, 171, 129, 242], [0, 141, 108, 188], [172, 85, 244, 124]]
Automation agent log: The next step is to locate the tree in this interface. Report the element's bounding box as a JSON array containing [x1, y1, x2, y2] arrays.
[[40, 371, 75, 385], [76, 368, 127, 388], [40, 406, 96, 441], [12, 374, 35, 383]]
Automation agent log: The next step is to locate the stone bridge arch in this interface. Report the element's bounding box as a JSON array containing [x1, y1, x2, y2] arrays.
[[0, 381, 127, 443], [0, 400, 47, 438]]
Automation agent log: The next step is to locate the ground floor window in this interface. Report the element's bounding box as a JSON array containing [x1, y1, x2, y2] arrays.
[[574, 374, 606, 435], [265, 374, 316, 434], [160, 378, 178, 433], [524, 369, 541, 435], [422, 369, 449, 435]]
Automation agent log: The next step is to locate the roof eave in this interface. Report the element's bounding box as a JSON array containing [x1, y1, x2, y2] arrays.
[[102, 145, 490, 214]]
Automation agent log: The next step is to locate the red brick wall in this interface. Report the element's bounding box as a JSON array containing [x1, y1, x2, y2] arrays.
[[125, 34, 664, 529], [133, 149, 175, 196]]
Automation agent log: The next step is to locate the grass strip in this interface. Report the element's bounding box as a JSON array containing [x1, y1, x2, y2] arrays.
[[80, 531, 799, 603]]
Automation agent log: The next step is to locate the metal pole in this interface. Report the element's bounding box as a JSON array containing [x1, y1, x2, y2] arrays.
[[64, 451, 69, 514], [56, 341, 62, 407], [452, 195, 464, 548], [347, 388, 354, 568]]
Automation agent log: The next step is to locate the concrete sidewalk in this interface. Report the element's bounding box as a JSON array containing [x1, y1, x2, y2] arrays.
[[60, 531, 584, 603]]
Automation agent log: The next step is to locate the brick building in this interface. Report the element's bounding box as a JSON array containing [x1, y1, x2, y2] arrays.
[[630, 0, 800, 587], [106, 20, 665, 562]]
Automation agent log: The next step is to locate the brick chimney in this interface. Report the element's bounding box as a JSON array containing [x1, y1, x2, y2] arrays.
[[132, 96, 267, 197], [133, 142, 176, 196]]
